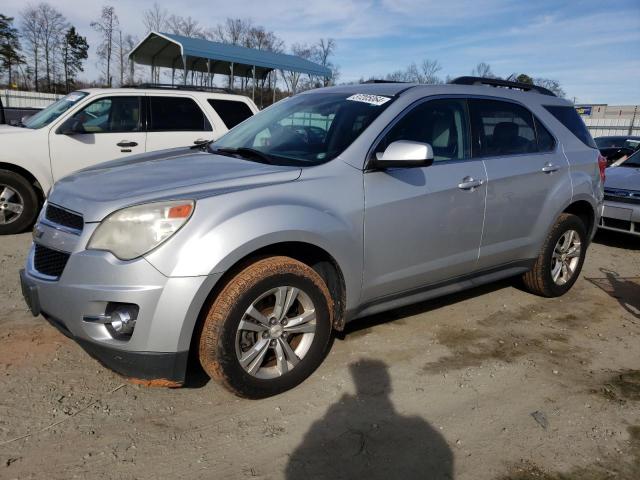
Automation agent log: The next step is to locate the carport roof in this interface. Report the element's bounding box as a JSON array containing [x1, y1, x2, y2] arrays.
[[129, 31, 332, 79]]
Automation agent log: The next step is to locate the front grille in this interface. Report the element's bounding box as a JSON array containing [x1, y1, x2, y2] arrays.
[[33, 244, 70, 278], [604, 189, 640, 205], [45, 204, 84, 231]]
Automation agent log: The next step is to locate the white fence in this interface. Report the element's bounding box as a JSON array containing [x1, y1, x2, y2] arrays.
[[583, 117, 640, 137], [1, 90, 62, 109]]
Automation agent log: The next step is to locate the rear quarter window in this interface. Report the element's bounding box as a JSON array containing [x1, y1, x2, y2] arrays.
[[207, 99, 254, 130], [544, 105, 597, 148]]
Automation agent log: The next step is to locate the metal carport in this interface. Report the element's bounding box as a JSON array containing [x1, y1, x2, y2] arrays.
[[128, 31, 332, 100]]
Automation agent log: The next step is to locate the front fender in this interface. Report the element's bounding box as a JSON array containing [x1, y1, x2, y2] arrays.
[[145, 199, 364, 313]]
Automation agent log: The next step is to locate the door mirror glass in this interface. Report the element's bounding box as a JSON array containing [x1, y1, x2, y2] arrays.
[[374, 140, 434, 168], [58, 117, 85, 135]]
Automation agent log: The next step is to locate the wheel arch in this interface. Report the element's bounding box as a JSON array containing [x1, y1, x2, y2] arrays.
[[0, 162, 46, 205], [184, 240, 348, 369], [562, 198, 597, 238]]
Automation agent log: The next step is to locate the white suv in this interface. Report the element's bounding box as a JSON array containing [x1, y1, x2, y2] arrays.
[[0, 85, 258, 234]]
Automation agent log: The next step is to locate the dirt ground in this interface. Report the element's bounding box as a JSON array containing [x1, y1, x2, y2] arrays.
[[0, 230, 639, 480]]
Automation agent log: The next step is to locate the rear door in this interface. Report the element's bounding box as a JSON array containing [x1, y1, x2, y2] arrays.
[[470, 98, 567, 268], [145, 95, 214, 151], [49, 95, 145, 181]]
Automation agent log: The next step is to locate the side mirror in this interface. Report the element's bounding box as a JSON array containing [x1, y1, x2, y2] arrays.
[[373, 140, 434, 168], [58, 117, 84, 135]]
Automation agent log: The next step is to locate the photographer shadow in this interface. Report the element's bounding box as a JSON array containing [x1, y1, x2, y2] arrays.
[[285, 359, 454, 480]]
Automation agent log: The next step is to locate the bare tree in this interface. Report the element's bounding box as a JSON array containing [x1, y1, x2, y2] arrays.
[[142, 2, 168, 33], [384, 59, 443, 84], [35, 3, 68, 91], [471, 62, 495, 78], [533, 78, 565, 97], [314, 38, 338, 86], [20, 6, 42, 91], [91, 6, 119, 87], [281, 43, 314, 94]]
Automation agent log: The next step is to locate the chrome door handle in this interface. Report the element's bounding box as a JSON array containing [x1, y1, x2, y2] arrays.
[[458, 177, 484, 190], [117, 140, 138, 148], [542, 163, 559, 173]]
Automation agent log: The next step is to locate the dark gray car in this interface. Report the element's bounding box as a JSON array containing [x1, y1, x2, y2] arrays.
[[20, 78, 604, 398]]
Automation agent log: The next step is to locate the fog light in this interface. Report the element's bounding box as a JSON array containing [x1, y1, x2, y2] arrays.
[[82, 303, 138, 339], [109, 308, 136, 335]]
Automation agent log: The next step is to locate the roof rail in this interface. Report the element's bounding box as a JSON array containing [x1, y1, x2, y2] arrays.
[[122, 83, 235, 94], [362, 79, 408, 84], [449, 76, 556, 97]]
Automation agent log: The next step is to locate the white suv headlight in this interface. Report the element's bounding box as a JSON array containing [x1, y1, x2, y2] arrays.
[[88, 200, 194, 260]]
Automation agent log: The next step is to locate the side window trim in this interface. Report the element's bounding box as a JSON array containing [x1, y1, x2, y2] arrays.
[[365, 96, 473, 170], [532, 114, 557, 153]]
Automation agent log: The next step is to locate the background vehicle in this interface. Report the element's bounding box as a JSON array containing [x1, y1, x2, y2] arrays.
[[600, 149, 640, 236], [0, 85, 257, 234], [595, 135, 640, 166], [20, 77, 603, 398]]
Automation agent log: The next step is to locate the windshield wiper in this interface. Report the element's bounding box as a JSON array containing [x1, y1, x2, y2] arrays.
[[210, 147, 273, 164]]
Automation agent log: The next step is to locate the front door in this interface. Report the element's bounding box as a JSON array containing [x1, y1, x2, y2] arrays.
[[362, 98, 487, 302], [49, 95, 146, 181]]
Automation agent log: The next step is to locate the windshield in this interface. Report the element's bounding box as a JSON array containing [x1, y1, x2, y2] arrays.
[[23, 91, 89, 129], [210, 92, 395, 166], [620, 150, 640, 167]]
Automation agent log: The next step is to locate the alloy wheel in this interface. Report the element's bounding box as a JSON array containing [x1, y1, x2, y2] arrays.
[[235, 286, 316, 379]]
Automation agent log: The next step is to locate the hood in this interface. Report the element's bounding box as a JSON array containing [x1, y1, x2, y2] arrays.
[[605, 165, 640, 191], [0, 124, 29, 134], [49, 148, 302, 221]]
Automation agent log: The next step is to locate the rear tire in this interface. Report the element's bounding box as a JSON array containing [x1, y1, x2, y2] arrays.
[[522, 213, 587, 297], [0, 170, 39, 235], [199, 256, 334, 398]]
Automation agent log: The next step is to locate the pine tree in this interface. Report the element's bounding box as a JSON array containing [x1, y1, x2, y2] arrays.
[[61, 26, 88, 93], [0, 14, 25, 87]]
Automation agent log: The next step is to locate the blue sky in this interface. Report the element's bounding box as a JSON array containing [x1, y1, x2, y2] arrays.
[[3, 0, 639, 103]]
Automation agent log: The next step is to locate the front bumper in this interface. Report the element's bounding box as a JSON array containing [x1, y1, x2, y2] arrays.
[[21, 239, 219, 385], [599, 199, 640, 236]]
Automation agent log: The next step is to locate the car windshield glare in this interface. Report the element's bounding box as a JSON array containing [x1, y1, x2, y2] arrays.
[[209, 92, 395, 166], [24, 91, 89, 129]]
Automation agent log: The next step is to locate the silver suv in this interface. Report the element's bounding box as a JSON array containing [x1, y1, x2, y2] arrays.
[[20, 77, 604, 398]]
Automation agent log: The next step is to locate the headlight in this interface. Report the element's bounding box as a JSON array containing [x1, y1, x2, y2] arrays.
[[88, 200, 194, 260]]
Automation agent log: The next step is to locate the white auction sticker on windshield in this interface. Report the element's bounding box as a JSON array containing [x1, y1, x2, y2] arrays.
[[346, 94, 391, 106], [66, 93, 84, 102]]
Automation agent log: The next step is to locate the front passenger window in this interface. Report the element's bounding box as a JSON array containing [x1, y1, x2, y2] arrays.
[[73, 96, 141, 133], [378, 99, 470, 162]]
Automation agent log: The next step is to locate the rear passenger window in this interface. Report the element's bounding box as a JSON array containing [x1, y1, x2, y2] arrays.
[[378, 98, 470, 162], [543, 105, 597, 148], [149, 97, 212, 131], [207, 99, 253, 129], [469, 99, 537, 157], [535, 118, 555, 152]]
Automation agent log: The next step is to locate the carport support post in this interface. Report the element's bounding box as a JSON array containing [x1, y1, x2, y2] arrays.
[[272, 70, 276, 104], [252, 66, 256, 102], [182, 54, 188, 86], [207, 60, 211, 87], [129, 57, 134, 84]]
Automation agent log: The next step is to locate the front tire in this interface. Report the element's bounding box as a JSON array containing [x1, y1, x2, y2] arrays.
[[0, 170, 39, 235], [522, 213, 587, 297], [199, 256, 334, 398]]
